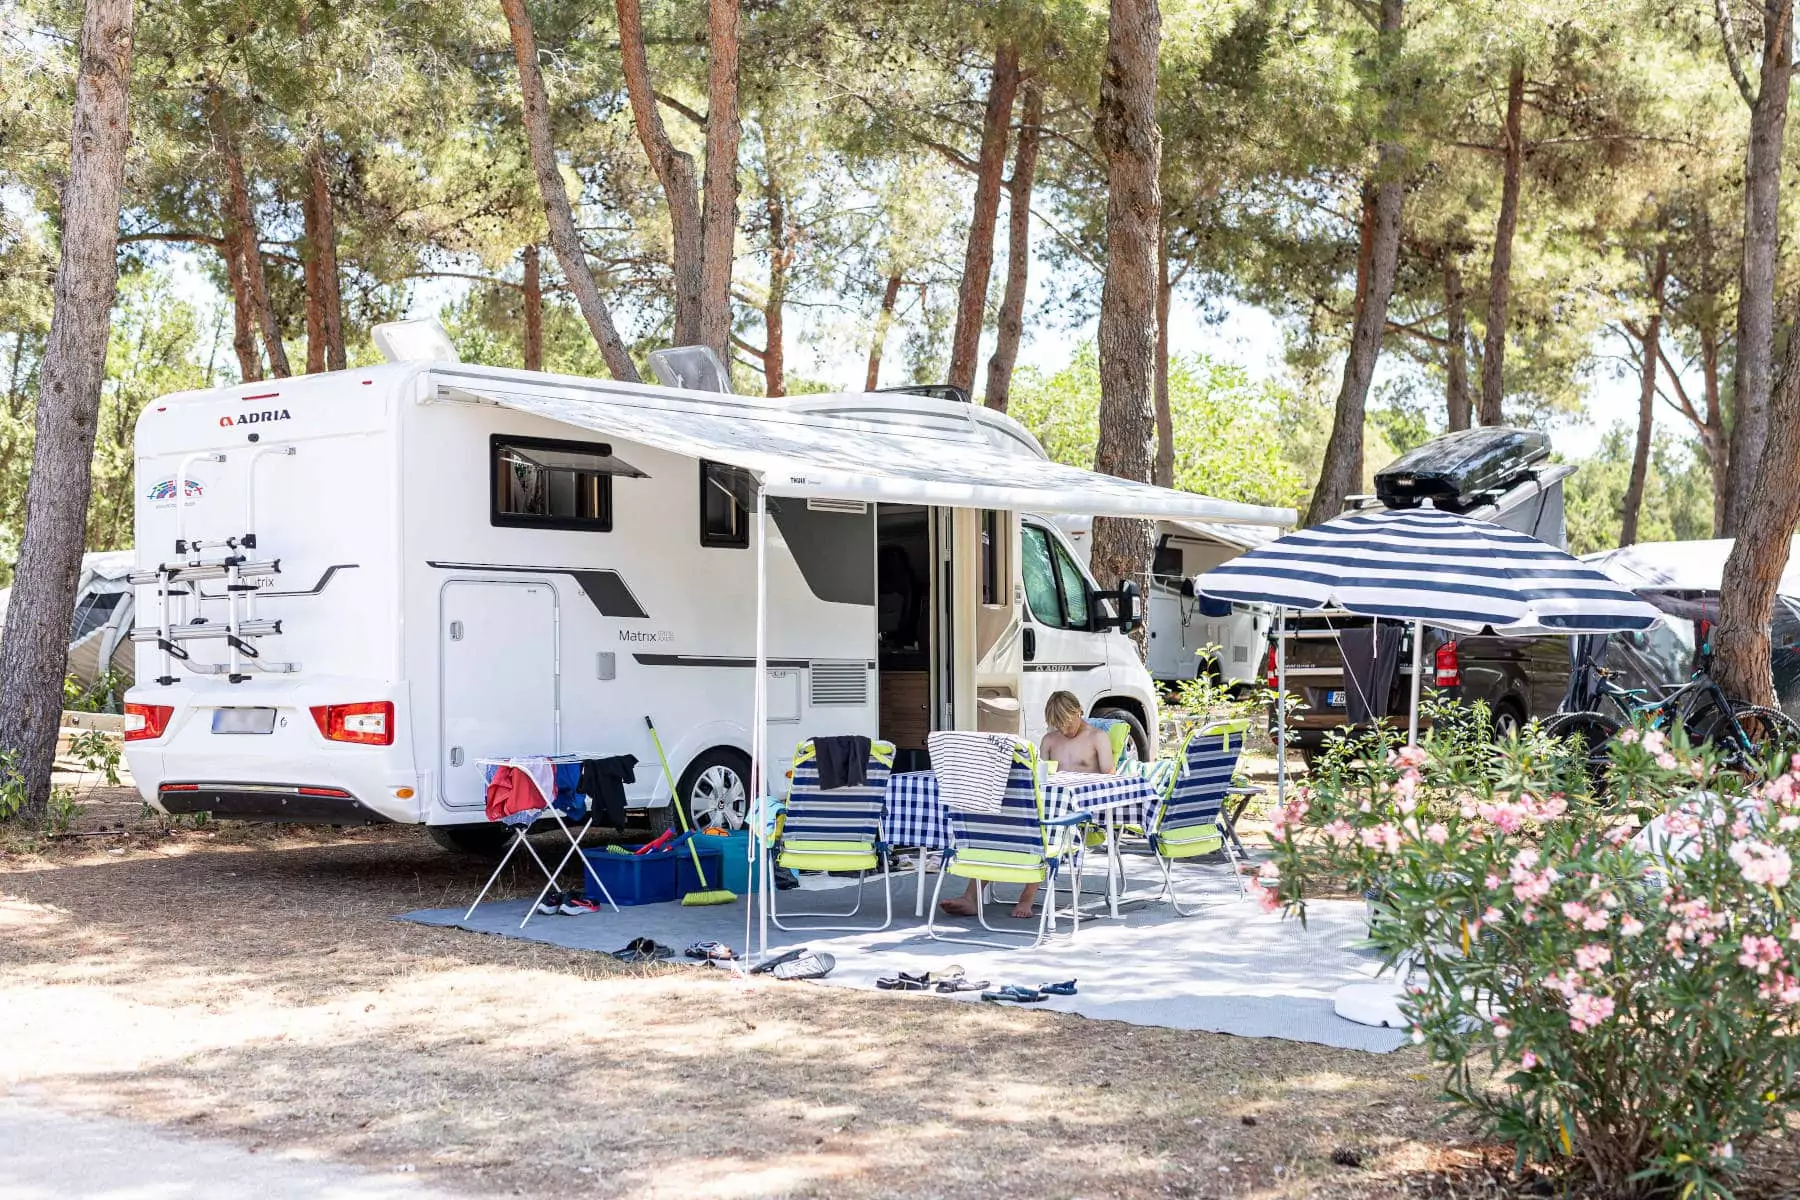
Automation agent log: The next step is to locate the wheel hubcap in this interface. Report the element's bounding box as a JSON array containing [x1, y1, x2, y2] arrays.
[[690, 764, 748, 830]]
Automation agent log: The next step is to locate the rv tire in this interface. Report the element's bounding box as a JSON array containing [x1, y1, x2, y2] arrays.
[[427, 822, 515, 859], [1092, 706, 1150, 765], [649, 747, 754, 835]]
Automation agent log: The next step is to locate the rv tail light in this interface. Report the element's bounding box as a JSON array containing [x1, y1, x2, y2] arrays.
[[1435, 641, 1462, 687], [160, 783, 199, 792], [124, 703, 174, 741], [1265, 645, 1280, 690], [297, 785, 353, 798], [309, 701, 395, 746]]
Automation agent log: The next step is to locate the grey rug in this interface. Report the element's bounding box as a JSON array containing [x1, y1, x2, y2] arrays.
[[401, 854, 1410, 1054]]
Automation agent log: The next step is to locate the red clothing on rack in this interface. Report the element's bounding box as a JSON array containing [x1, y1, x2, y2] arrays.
[[485, 765, 544, 821]]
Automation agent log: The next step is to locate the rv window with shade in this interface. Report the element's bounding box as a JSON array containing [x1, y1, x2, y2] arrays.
[[491, 435, 624, 531], [699, 460, 751, 548]]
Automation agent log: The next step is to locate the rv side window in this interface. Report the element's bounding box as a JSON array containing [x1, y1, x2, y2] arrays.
[[979, 510, 1002, 605], [700, 460, 751, 548], [1151, 541, 1184, 581], [492, 435, 616, 531], [1021, 524, 1065, 627]]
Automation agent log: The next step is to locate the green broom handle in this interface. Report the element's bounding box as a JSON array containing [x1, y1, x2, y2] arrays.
[[645, 715, 713, 888]]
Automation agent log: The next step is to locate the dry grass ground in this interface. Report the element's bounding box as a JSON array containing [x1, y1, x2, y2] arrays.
[[0, 773, 1792, 1199]]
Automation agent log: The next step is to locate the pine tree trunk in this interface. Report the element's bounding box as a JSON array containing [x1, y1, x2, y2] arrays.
[[1714, 303, 1800, 706], [1724, 2, 1794, 535], [698, 0, 741, 366], [1306, 0, 1405, 525], [1444, 257, 1471, 431], [1479, 59, 1525, 426], [1621, 250, 1667, 547], [503, 0, 639, 381], [301, 173, 326, 375], [0, 0, 134, 821], [522, 244, 543, 372], [1152, 223, 1175, 487], [1703, 328, 1729, 536], [947, 44, 1020, 396], [762, 173, 789, 397], [208, 87, 290, 378], [983, 80, 1041, 413], [221, 224, 262, 382], [307, 142, 346, 371], [1091, 0, 1161, 634], [866, 273, 901, 390], [616, 0, 705, 348]]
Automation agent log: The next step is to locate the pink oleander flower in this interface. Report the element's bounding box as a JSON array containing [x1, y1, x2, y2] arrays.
[[1255, 885, 1283, 914], [1618, 728, 1640, 745], [1738, 935, 1784, 975], [1520, 1050, 1539, 1069], [1575, 944, 1612, 971], [1492, 1021, 1511, 1040], [1424, 823, 1449, 846], [1760, 972, 1800, 1005], [1620, 915, 1645, 938], [1567, 991, 1616, 1033], [1393, 744, 1429, 770], [1732, 819, 1752, 839], [1483, 907, 1502, 925], [1484, 873, 1502, 890], [1641, 729, 1667, 755], [1656, 753, 1679, 771], [1562, 901, 1591, 925], [1730, 839, 1794, 888], [1321, 819, 1355, 845]]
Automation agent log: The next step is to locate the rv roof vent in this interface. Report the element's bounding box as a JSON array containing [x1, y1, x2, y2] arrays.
[[372, 317, 460, 364], [1374, 426, 1550, 512], [806, 497, 868, 515], [647, 346, 733, 393], [809, 660, 870, 706]]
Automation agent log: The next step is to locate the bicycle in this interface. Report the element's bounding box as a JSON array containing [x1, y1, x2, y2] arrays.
[[1544, 661, 1800, 792]]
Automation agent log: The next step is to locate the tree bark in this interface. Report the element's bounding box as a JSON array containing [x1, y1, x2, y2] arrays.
[[761, 170, 790, 397], [502, 0, 639, 381], [616, 0, 705, 349], [1723, 0, 1794, 534], [1306, 0, 1406, 525], [1702, 328, 1729, 535], [522, 244, 543, 371], [1620, 248, 1667, 548], [0, 0, 134, 821], [221, 223, 262, 382], [1479, 59, 1525, 426], [697, 0, 741, 366], [207, 87, 289, 378], [301, 167, 326, 375], [866, 272, 902, 390], [1090, 0, 1161, 633], [306, 142, 345, 371], [1152, 222, 1175, 487], [983, 80, 1041, 413], [947, 44, 1020, 397], [1444, 256, 1471, 431], [1714, 296, 1800, 706]]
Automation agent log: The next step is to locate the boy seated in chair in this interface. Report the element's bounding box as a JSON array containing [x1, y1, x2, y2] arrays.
[[938, 690, 1114, 919]]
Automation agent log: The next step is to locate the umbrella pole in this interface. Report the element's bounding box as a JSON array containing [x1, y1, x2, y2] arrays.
[[1275, 608, 1287, 804], [1408, 618, 1424, 745]]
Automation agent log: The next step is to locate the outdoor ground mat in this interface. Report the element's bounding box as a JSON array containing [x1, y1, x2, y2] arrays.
[[401, 856, 1410, 1053]]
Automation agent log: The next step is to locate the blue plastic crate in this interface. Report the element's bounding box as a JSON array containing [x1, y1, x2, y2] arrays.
[[581, 843, 679, 906]]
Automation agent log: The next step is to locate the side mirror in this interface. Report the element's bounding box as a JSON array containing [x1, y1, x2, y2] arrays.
[[1093, 579, 1143, 635]]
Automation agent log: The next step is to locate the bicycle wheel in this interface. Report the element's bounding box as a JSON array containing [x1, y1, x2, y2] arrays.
[[1542, 710, 1621, 796], [1728, 703, 1800, 773]]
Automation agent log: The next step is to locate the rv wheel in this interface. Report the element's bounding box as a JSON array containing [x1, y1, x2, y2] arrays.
[[1093, 706, 1150, 765], [649, 748, 753, 835], [427, 822, 515, 859]]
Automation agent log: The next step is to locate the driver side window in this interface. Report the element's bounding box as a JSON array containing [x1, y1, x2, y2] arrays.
[[1021, 523, 1090, 632]]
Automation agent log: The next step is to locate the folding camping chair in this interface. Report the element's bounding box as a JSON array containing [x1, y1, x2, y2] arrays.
[[926, 736, 1087, 948], [1145, 721, 1251, 914], [463, 756, 620, 928], [767, 738, 897, 932]]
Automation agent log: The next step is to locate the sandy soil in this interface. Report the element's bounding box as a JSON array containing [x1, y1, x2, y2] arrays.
[[0, 779, 1790, 1199]]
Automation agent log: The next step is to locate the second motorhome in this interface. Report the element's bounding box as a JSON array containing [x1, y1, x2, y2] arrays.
[[122, 329, 1294, 851]]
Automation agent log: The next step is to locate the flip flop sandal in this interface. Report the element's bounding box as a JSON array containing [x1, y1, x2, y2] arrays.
[[610, 937, 658, 961], [684, 940, 737, 961], [935, 977, 990, 994], [750, 947, 809, 975], [876, 975, 929, 990], [981, 986, 1046, 1003], [1038, 979, 1078, 996], [772, 950, 836, 981]]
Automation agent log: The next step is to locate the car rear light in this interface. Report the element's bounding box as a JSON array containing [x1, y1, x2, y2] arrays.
[[297, 785, 353, 798], [309, 701, 394, 746], [160, 782, 199, 792], [1435, 640, 1462, 687], [124, 703, 174, 741], [1265, 644, 1280, 689]]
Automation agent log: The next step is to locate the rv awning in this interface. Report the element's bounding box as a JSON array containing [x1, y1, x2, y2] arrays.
[[429, 368, 1296, 526]]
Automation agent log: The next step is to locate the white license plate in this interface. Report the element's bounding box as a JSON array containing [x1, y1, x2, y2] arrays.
[[212, 707, 276, 735], [1325, 689, 1347, 708]]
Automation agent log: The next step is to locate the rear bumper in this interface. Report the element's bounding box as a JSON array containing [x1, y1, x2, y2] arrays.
[[157, 782, 393, 824]]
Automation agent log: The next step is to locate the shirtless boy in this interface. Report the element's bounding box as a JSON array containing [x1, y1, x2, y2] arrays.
[[938, 691, 1114, 919]]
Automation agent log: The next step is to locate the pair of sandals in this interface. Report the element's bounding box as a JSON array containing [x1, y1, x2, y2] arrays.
[[749, 946, 836, 980], [876, 967, 988, 994], [610, 937, 675, 962], [981, 979, 1078, 1004], [684, 940, 738, 962]]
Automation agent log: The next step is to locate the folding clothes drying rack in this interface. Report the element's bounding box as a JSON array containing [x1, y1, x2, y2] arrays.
[[464, 753, 620, 928]]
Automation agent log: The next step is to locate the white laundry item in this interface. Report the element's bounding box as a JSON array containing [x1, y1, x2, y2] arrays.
[[927, 731, 1020, 814], [505, 755, 558, 808]]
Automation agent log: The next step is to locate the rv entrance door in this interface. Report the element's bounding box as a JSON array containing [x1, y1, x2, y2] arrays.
[[876, 505, 939, 768]]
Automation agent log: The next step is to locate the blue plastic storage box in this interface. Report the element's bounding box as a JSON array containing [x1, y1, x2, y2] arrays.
[[581, 837, 727, 906]]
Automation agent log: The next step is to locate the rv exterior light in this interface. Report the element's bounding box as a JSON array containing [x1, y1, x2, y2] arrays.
[[124, 703, 174, 741], [371, 318, 461, 365], [309, 700, 395, 746]]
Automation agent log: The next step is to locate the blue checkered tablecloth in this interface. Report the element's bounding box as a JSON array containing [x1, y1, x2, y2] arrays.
[[883, 769, 1161, 849]]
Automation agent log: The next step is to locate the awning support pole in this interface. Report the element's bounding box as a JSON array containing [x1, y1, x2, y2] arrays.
[[1275, 608, 1287, 805], [1408, 618, 1424, 745], [754, 485, 769, 961]]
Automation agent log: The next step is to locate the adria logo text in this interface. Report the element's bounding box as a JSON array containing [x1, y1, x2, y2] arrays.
[[219, 409, 292, 427]]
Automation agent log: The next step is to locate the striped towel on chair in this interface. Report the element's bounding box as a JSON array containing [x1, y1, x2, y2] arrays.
[[926, 731, 1023, 814]]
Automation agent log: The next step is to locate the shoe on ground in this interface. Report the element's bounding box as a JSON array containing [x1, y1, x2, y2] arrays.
[[536, 890, 566, 914], [560, 894, 603, 915]]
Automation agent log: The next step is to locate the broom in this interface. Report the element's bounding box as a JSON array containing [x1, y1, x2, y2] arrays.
[[644, 716, 737, 906]]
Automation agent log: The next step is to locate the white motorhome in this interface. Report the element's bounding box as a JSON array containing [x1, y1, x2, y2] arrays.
[[122, 333, 1292, 851]]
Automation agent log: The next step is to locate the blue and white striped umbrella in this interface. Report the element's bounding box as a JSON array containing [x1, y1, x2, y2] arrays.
[[1192, 505, 1660, 633]]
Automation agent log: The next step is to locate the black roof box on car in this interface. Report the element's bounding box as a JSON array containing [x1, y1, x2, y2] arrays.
[[1374, 426, 1550, 512]]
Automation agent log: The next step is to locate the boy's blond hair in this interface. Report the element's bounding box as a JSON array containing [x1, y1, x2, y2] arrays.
[[1045, 690, 1084, 730]]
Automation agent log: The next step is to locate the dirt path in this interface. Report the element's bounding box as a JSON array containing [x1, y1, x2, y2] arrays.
[[0, 794, 1554, 1198]]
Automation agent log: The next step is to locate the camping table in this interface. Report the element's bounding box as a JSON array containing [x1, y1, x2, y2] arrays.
[[882, 770, 1160, 919]]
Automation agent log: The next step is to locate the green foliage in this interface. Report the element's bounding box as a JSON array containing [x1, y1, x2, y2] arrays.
[[1564, 425, 1714, 556], [1007, 343, 1308, 509], [63, 673, 125, 715], [68, 728, 122, 787], [1264, 725, 1800, 1197]]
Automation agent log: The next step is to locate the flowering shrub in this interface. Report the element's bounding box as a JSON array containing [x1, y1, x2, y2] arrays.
[[1262, 718, 1800, 1198]]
